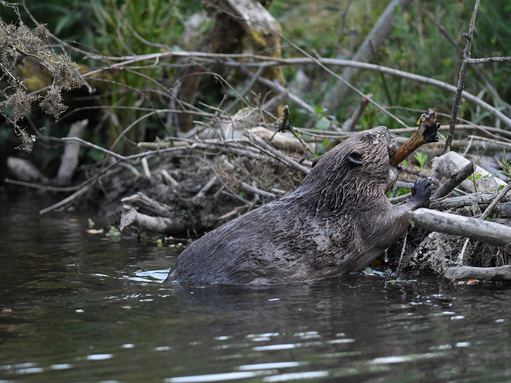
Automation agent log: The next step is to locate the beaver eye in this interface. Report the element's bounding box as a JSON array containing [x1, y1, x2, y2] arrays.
[[347, 150, 363, 165]]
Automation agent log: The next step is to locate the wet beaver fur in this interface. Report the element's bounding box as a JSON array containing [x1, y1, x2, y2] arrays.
[[165, 126, 432, 285]]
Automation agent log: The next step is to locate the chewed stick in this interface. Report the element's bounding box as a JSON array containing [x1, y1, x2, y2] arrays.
[[390, 108, 440, 167]]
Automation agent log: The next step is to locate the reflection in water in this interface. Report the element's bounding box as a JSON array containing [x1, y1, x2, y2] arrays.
[[1, 195, 511, 382]]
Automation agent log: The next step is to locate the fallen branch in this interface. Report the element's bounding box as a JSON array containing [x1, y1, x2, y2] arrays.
[[57, 119, 88, 186], [433, 151, 506, 193], [121, 192, 174, 217], [431, 192, 511, 210], [39, 184, 92, 215], [241, 182, 276, 199], [4, 178, 81, 192], [249, 134, 310, 175], [247, 126, 310, 153], [480, 182, 511, 221], [443, 265, 511, 281], [119, 205, 188, 234], [432, 161, 475, 200], [406, 208, 511, 249]]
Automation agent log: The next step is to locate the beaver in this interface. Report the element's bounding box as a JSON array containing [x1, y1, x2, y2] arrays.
[[165, 126, 432, 285]]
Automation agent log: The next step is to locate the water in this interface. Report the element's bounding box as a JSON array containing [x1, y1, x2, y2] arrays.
[[2, 194, 511, 382]]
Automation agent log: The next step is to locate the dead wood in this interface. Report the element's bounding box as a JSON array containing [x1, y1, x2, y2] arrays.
[[443, 265, 511, 281], [247, 126, 311, 153], [241, 182, 276, 199], [390, 108, 440, 167], [195, 176, 218, 199], [342, 94, 372, 132], [406, 208, 511, 249], [480, 182, 511, 220], [57, 119, 88, 186], [466, 56, 511, 64], [431, 192, 511, 211], [433, 151, 506, 193], [121, 192, 174, 217], [7, 157, 47, 183], [249, 134, 310, 175], [119, 205, 189, 234], [432, 160, 475, 200], [443, 0, 480, 154]]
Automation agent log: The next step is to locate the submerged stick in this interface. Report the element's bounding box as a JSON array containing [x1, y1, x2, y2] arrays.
[[390, 108, 440, 167]]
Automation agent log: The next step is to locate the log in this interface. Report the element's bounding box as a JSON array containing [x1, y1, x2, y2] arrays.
[[431, 192, 511, 210], [247, 126, 310, 153], [390, 108, 440, 167], [432, 160, 475, 200], [119, 205, 188, 234], [432, 151, 506, 193], [7, 157, 47, 183], [443, 265, 511, 281], [406, 208, 511, 248], [121, 192, 174, 217], [57, 119, 88, 186]]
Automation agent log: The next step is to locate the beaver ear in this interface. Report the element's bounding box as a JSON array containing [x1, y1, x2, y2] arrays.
[[347, 150, 363, 165], [312, 157, 320, 168]]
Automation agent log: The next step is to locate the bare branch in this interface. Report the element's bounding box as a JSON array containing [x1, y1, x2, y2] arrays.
[[443, 0, 480, 154], [466, 56, 511, 64]]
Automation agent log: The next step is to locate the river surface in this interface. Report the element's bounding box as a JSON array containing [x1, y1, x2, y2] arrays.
[[1, 193, 511, 382]]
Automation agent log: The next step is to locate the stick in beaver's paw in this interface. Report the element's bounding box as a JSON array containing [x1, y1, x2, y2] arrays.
[[165, 126, 433, 286]]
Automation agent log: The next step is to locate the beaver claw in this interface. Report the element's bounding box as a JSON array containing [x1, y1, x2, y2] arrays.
[[410, 178, 433, 207]]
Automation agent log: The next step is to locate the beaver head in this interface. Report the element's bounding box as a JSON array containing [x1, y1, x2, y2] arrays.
[[297, 126, 399, 213]]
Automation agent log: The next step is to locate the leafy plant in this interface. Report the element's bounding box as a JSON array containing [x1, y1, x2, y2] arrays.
[[468, 173, 482, 193], [498, 150, 511, 180], [414, 152, 428, 172]]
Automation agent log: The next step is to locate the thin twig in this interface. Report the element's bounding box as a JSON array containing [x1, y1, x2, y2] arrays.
[[480, 182, 511, 221], [466, 56, 511, 64], [76, 46, 511, 128], [224, 66, 264, 113], [432, 161, 475, 200], [4, 178, 82, 192], [443, 0, 480, 154], [396, 229, 408, 276], [250, 134, 310, 175]]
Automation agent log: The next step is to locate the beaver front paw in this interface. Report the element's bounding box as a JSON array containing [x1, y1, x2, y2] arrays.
[[410, 178, 433, 208]]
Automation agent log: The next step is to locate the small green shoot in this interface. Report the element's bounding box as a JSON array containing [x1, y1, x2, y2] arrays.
[[156, 239, 162, 247], [467, 173, 482, 193], [88, 218, 95, 229], [414, 152, 428, 172], [498, 149, 511, 180]]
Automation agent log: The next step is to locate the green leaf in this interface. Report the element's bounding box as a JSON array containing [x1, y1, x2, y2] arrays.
[[316, 118, 330, 130], [414, 152, 428, 168], [313, 106, 323, 115], [88, 218, 95, 229], [321, 140, 331, 147]]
